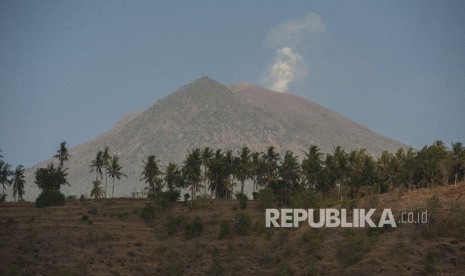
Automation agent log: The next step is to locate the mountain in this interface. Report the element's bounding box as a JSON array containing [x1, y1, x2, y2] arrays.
[[23, 77, 406, 200]]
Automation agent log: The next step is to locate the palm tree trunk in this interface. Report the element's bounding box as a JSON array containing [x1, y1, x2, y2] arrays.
[[112, 178, 115, 198], [105, 169, 108, 198]]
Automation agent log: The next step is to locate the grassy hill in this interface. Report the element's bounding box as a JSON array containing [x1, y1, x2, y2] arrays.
[[2, 184, 465, 275]]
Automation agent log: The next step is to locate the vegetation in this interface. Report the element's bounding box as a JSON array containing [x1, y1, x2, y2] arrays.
[[133, 141, 465, 206], [0, 157, 13, 201], [34, 142, 70, 207]]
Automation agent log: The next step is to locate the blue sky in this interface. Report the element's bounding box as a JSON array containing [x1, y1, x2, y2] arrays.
[[1, 0, 464, 167]]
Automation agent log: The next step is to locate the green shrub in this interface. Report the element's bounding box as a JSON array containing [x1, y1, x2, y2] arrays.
[[185, 216, 203, 239], [235, 192, 248, 209], [165, 215, 184, 235], [258, 188, 276, 209], [424, 250, 439, 273], [88, 207, 98, 216], [252, 192, 259, 200], [219, 220, 230, 239], [36, 189, 65, 208], [235, 211, 252, 235], [288, 189, 319, 208], [427, 195, 441, 223], [337, 230, 370, 267], [301, 229, 323, 254], [140, 203, 156, 221]]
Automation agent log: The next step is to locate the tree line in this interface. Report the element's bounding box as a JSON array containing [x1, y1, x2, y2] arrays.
[[133, 140, 465, 205], [0, 149, 26, 202], [1, 140, 464, 206]]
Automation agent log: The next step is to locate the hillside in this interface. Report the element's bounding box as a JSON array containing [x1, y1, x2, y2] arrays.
[[2, 184, 465, 275], [24, 77, 406, 200]]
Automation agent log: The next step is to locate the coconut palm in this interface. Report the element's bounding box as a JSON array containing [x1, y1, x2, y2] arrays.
[[236, 146, 252, 194], [183, 149, 202, 200], [0, 160, 13, 200], [141, 155, 163, 196], [12, 165, 25, 201], [53, 141, 70, 169], [90, 180, 104, 199], [263, 146, 280, 187], [164, 162, 184, 192], [102, 146, 111, 196], [107, 155, 127, 198], [278, 150, 300, 205], [89, 150, 104, 181], [207, 149, 232, 198], [301, 145, 323, 189], [201, 147, 214, 196], [449, 142, 465, 185]]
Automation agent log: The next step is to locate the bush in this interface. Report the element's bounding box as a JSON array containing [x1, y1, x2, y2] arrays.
[[258, 188, 276, 209], [252, 192, 259, 200], [235, 192, 248, 209], [336, 229, 370, 267], [301, 229, 323, 254], [219, 220, 230, 239], [427, 195, 441, 223], [140, 203, 156, 221], [165, 215, 184, 235], [288, 189, 319, 208], [36, 189, 65, 208], [185, 216, 203, 239], [184, 193, 190, 202], [235, 211, 252, 235], [88, 207, 98, 216]]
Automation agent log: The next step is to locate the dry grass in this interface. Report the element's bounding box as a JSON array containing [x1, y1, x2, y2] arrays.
[[2, 183, 465, 275]]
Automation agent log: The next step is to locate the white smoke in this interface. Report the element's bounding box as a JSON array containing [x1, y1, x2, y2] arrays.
[[263, 13, 325, 93], [268, 47, 307, 92]]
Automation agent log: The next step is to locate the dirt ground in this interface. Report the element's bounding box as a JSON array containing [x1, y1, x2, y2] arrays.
[[2, 183, 465, 275]]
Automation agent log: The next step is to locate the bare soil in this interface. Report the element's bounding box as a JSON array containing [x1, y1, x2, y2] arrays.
[[2, 183, 465, 275]]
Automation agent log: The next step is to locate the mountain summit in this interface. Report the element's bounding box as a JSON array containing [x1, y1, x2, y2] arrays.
[[25, 77, 405, 199]]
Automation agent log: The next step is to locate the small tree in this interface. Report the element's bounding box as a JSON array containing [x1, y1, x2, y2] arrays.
[[53, 141, 70, 169], [12, 165, 25, 201], [108, 155, 127, 198], [141, 155, 163, 197], [35, 163, 68, 207], [90, 180, 104, 199], [0, 160, 13, 201]]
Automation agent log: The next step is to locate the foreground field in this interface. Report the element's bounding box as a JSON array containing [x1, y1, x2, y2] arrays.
[[2, 184, 465, 275]]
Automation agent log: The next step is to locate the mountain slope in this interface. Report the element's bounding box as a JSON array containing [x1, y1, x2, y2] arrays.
[[24, 77, 406, 200]]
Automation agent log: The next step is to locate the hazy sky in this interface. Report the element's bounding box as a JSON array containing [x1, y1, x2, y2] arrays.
[[1, 0, 464, 167]]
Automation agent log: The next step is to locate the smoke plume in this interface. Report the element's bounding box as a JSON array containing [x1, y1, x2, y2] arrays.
[[263, 13, 325, 93]]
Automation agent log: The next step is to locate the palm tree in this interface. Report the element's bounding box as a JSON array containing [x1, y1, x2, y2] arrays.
[[12, 165, 25, 201], [141, 155, 163, 196], [54, 141, 70, 168], [278, 150, 300, 205], [449, 142, 465, 185], [102, 146, 111, 195], [53, 141, 71, 168], [333, 146, 349, 202], [183, 149, 202, 200], [0, 160, 12, 200], [237, 146, 252, 194], [90, 180, 104, 199], [263, 146, 280, 187], [201, 147, 213, 196], [107, 155, 127, 198], [207, 149, 232, 198], [164, 162, 184, 192], [89, 150, 104, 193], [301, 145, 323, 189]]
